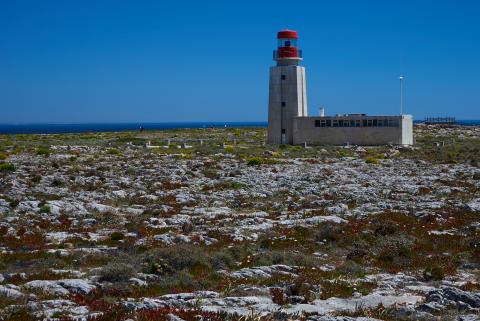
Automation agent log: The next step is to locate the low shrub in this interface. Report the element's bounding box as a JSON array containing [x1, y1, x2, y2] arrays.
[[0, 152, 7, 160], [224, 146, 234, 153], [36, 147, 50, 156], [99, 262, 135, 283], [142, 245, 210, 276], [423, 265, 445, 281], [247, 157, 263, 166], [110, 232, 125, 241], [0, 163, 15, 172], [106, 148, 121, 155], [39, 205, 50, 213], [365, 156, 379, 164]]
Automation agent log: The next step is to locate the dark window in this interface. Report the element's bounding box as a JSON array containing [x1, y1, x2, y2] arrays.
[[281, 102, 286, 107], [281, 129, 286, 134], [373, 119, 378, 126], [281, 75, 286, 80], [315, 120, 320, 127], [326, 120, 332, 127], [350, 120, 356, 127], [362, 120, 368, 127], [338, 120, 344, 127]]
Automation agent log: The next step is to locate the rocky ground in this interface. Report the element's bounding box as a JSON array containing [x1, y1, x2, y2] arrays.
[[0, 125, 479, 321]]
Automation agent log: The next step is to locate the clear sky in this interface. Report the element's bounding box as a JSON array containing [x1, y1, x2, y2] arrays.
[[1, 1, 479, 123]]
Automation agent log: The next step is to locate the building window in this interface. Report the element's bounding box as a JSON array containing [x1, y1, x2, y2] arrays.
[[367, 119, 373, 127], [378, 119, 384, 127], [326, 120, 332, 127], [333, 120, 339, 127], [321, 120, 327, 127], [315, 120, 320, 127], [355, 120, 361, 127], [281, 129, 286, 134], [281, 75, 286, 80], [373, 119, 378, 126], [281, 102, 286, 107], [388, 119, 394, 127]]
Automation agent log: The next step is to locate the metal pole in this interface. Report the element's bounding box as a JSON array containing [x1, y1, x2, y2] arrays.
[[399, 76, 404, 115]]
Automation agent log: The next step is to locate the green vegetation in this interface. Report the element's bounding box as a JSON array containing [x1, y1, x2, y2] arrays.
[[0, 163, 15, 172], [36, 146, 51, 156], [247, 157, 263, 166], [106, 148, 121, 155], [365, 156, 379, 164]]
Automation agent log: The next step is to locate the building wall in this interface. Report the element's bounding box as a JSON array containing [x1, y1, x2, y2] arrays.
[[292, 115, 413, 146], [267, 65, 307, 144]]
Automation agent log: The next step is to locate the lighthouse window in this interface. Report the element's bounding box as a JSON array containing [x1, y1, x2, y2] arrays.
[[281, 102, 286, 107], [281, 129, 286, 134], [281, 75, 286, 80]]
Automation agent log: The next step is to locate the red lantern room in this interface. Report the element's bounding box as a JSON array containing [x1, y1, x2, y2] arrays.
[[274, 29, 302, 66]]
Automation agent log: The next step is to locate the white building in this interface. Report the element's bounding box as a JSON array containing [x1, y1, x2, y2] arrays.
[[267, 29, 413, 146]]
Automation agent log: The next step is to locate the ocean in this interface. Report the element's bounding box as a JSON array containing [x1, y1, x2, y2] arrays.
[[0, 122, 268, 135], [0, 120, 478, 135]]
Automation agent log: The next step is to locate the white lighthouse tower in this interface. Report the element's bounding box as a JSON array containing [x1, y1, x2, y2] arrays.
[[267, 29, 308, 144]]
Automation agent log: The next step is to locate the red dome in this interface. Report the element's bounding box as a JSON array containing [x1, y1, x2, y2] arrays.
[[277, 29, 297, 39]]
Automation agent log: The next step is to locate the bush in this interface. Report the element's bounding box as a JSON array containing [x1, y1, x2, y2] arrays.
[[0, 153, 7, 160], [247, 157, 263, 166], [36, 147, 50, 156], [336, 260, 365, 276], [39, 205, 50, 213], [0, 163, 15, 172], [106, 148, 121, 155], [423, 265, 445, 281], [142, 245, 210, 275], [99, 262, 135, 282], [375, 234, 416, 268], [110, 231, 125, 241], [365, 156, 379, 164]]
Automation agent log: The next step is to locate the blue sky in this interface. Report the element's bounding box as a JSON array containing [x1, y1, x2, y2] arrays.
[[1, 0, 479, 123]]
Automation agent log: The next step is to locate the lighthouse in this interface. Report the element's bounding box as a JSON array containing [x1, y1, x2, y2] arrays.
[[267, 29, 308, 144]]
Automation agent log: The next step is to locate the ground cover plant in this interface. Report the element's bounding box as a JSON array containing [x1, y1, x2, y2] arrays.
[[0, 124, 479, 320]]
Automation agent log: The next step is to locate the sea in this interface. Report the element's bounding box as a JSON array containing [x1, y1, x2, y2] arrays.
[[0, 120, 479, 135]]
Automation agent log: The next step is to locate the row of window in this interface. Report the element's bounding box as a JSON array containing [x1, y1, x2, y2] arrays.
[[314, 119, 400, 128]]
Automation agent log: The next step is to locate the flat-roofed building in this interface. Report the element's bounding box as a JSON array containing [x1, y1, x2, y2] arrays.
[[293, 114, 413, 145]]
